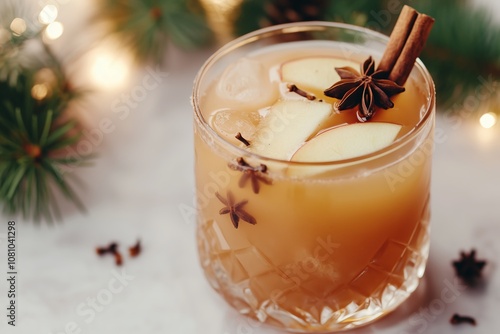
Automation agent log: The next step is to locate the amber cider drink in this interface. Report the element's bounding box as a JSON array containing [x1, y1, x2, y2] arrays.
[[192, 22, 435, 332]]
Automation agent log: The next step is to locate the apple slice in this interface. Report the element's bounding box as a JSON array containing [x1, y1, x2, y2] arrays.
[[281, 57, 359, 92], [291, 122, 402, 163], [249, 100, 332, 160]]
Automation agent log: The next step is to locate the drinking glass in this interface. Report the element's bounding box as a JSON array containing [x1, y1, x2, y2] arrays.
[[192, 22, 435, 332]]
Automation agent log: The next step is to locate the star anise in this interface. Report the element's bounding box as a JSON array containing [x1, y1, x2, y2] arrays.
[[452, 249, 487, 286], [216, 191, 256, 229], [324, 56, 405, 121], [228, 157, 272, 194]]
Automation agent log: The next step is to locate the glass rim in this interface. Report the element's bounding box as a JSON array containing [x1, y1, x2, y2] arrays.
[[192, 21, 436, 167]]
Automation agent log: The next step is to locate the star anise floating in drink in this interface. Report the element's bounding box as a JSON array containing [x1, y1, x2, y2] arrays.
[[228, 157, 272, 194], [324, 56, 405, 122], [216, 191, 256, 229], [452, 249, 487, 286]]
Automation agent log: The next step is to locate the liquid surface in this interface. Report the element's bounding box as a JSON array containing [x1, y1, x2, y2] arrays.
[[200, 42, 429, 161]]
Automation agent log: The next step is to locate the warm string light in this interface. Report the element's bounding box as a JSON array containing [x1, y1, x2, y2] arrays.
[[39, 5, 58, 24], [90, 49, 131, 89], [42, 3, 132, 91], [31, 84, 49, 100], [478, 87, 499, 130], [6, 6, 68, 101], [31, 68, 57, 101], [475, 96, 498, 146], [37, 4, 64, 41], [45, 21, 64, 40], [199, 0, 243, 44], [479, 112, 497, 129], [10, 18, 26, 36]]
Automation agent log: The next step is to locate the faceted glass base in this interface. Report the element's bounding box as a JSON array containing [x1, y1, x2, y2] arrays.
[[197, 203, 430, 332]]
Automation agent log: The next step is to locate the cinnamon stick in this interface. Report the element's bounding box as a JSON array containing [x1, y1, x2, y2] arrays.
[[377, 5, 435, 86], [390, 13, 434, 85], [377, 5, 418, 74]]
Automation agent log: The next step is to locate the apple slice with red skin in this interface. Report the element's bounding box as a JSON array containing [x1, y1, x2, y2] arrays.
[[291, 122, 403, 163]]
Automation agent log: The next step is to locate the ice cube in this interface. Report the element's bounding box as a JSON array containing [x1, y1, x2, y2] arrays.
[[216, 58, 278, 109], [209, 108, 260, 146]]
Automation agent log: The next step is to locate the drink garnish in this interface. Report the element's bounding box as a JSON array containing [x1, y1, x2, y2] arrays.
[[452, 249, 487, 286], [216, 191, 257, 229], [324, 56, 405, 122], [287, 83, 316, 100], [450, 313, 477, 326], [235, 132, 251, 146], [324, 5, 434, 121], [378, 5, 435, 86], [228, 157, 272, 194]]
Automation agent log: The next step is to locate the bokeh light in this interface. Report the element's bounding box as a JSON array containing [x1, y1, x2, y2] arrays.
[[44, 22, 64, 40], [39, 5, 58, 24], [479, 112, 497, 129], [31, 84, 49, 100], [90, 51, 130, 89], [10, 18, 27, 36]]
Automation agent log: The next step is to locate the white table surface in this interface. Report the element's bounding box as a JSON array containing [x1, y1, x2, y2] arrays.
[[1, 1, 500, 333]]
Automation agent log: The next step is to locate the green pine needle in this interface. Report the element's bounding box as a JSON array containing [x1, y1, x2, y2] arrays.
[[0, 75, 86, 221], [410, 0, 500, 107], [0, 15, 87, 222], [234, 0, 267, 36]]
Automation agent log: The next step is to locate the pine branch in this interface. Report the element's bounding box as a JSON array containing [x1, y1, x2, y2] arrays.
[[0, 73, 87, 222], [234, 0, 267, 36], [410, 0, 500, 107], [0, 3, 88, 222]]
